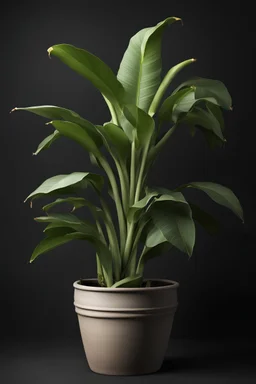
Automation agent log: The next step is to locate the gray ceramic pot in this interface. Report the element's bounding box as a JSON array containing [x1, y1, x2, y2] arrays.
[[73, 278, 179, 375]]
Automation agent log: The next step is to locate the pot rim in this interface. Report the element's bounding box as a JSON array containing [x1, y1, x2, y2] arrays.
[[73, 278, 179, 292]]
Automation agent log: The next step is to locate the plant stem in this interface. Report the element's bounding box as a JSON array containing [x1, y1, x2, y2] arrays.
[[99, 156, 126, 256], [115, 160, 129, 214], [136, 245, 147, 275], [100, 198, 121, 281], [129, 140, 136, 205], [134, 143, 149, 203], [123, 218, 147, 276], [103, 95, 119, 125], [149, 124, 177, 161]]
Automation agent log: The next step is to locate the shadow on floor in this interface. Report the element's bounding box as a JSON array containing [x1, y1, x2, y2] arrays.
[[159, 349, 256, 374]]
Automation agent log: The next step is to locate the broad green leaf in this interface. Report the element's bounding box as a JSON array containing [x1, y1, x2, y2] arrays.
[[48, 120, 100, 156], [136, 242, 172, 275], [189, 202, 219, 235], [12, 105, 102, 146], [42, 197, 102, 215], [31, 230, 113, 286], [33, 130, 60, 155], [128, 191, 160, 223], [48, 44, 124, 111], [172, 91, 218, 122], [158, 87, 193, 124], [182, 107, 225, 142], [174, 78, 232, 110], [117, 17, 180, 111], [206, 102, 225, 131], [35, 213, 97, 233], [146, 198, 195, 256], [44, 227, 76, 237], [96, 123, 130, 161], [30, 232, 85, 262], [25, 172, 104, 202], [179, 182, 244, 221], [149, 58, 196, 116], [123, 104, 155, 148], [111, 274, 143, 288]]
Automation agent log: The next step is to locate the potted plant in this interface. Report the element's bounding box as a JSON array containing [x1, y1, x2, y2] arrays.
[[12, 16, 243, 376]]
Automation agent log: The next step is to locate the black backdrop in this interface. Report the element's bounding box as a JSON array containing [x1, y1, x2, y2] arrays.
[[1, 0, 255, 347]]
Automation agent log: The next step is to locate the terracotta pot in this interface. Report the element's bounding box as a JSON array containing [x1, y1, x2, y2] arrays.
[[73, 278, 179, 375]]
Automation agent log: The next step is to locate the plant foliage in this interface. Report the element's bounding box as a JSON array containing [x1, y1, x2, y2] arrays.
[[12, 17, 243, 287]]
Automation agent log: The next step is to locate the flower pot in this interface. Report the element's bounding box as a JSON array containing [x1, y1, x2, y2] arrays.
[[73, 278, 179, 375]]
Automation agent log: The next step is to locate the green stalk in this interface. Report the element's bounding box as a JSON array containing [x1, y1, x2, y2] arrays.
[[103, 95, 119, 125], [99, 156, 126, 255], [136, 246, 147, 275], [134, 143, 150, 203], [123, 218, 147, 277], [129, 140, 136, 205], [94, 217, 108, 286], [115, 160, 129, 214], [100, 198, 121, 281], [148, 58, 196, 116], [148, 124, 178, 163], [123, 222, 135, 266]]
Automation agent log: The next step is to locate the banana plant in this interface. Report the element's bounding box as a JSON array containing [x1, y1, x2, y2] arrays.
[[12, 17, 243, 288]]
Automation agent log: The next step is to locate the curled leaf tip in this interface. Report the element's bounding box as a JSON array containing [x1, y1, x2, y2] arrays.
[[30, 201, 33, 208], [10, 107, 17, 114], [174, 17, 183, 25], [47, 47, 53, 58], [230, 106, 233, 111]]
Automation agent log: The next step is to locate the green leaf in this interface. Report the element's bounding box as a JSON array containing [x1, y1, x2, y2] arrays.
[[33, 130, 60, 155], [123, 104, 155, 148], [30, 232, 85, 262], [48, 120, 100, 156], [174, 78, 232, 110], [179, 182, 244, 221], [149, 58, 196, 116], [172, 90, 218, 122], [117, 17, 181, 111], [35, 212, 96, 232], [158, 87, 194, 124], [31, 228, 113, 286], [111, 274, 143, 288], [12, 105, 102, 146], [189, 202, 219, 235], [42, 197, 102, 215], [146, 195, 195, 256], [44, 227, 76, 237], [136, 242, 172, 275], [96, 123, 130, 161], [182, 107, 225, 142], [25, 172, 104, 202], [48, 44, 124, 111], [128, 191, 160, 223], [206, 102, 225, 131]]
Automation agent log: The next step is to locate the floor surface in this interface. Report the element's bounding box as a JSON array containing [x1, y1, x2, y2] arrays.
[[1, 339, 255, 383]]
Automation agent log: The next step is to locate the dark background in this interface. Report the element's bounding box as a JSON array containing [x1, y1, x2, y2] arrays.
[[1, 0, 255, 382]]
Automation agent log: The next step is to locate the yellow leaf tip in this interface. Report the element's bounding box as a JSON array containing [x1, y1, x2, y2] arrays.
[[192, 58, 197, 62], [174, 17, 183, 25], [10, 107, 17, 114], [230, 106, 233, 111], [47, 47, 53, 58], [45, 121, 53, 125]]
